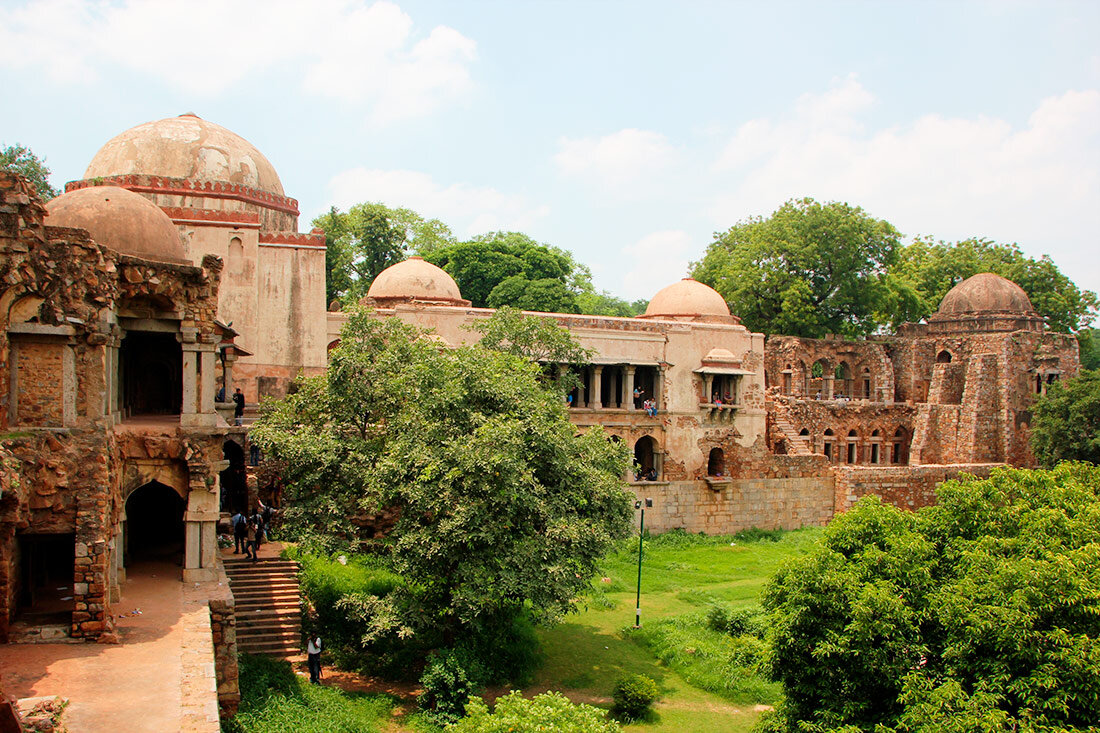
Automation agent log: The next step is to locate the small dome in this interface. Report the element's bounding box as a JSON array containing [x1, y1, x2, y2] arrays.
[[641, 278, 735, 321], [365, 257, 467, 305], [84, 114, 284, 195], [937, 273, 1036, 315], [46, 186, 189, 264]]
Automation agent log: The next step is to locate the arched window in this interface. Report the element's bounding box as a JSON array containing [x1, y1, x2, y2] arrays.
[[846, 429, 859, 464], [823, 429, 835, 461], [634, 436, 659, 481], [870, 429, 882, 464], [708, 448, 725, 476], [892, 427, 910, 464], [936, 349, 952, 364], [861, 367, 872, 399]]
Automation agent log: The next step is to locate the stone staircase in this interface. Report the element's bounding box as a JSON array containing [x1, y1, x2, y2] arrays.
[[223, 557, 302, 658], [771, 412, 814, 456]]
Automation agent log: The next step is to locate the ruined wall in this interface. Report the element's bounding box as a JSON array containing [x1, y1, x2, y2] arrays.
[[207, 561, 239, 718], [770, 395, 915, 464], [833, 463, 1000, 513], [765, 335, 895, 401]]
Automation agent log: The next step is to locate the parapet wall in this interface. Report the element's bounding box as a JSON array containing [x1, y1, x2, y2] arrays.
[[834, 463, 1000, 513]]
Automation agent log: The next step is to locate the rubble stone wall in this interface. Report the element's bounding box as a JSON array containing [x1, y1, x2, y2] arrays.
[[834, 463, 1000, 513]]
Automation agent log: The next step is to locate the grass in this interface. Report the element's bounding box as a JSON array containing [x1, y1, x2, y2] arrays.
[[519, 527, 821, 732], [224, 654, 399, 733], [239, 528, 821, 732]]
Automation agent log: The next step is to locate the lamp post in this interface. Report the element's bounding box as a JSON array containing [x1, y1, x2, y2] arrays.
[[634, 498, 652, 628]]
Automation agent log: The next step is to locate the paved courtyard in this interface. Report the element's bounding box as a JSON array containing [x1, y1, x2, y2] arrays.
[[0, 559, 220, 732]]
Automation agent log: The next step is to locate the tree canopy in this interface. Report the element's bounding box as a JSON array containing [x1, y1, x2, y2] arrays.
[[312, 203, 457, 304], [692, 198, 903, 338], [887, 237, 1100, 333], [1, 144, 59, 201], [1029, 370, 1100, 467], [251, 308, 633, 648], [759, 463, 1100, 733]]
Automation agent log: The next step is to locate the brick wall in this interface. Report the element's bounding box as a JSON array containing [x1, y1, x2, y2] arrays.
[[207, 560, 239, 718], [13, 340, 65, 426], [833, 463, 999, 513]]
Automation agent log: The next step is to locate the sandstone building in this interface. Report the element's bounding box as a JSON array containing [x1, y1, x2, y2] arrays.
[[0, 113, 1081, 657]]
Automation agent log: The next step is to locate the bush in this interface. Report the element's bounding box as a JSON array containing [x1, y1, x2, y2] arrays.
[[611, 673, 659, 721], [706, 604, 730, 633], [732, 527, 783, 543], [419, 648, 486, 725], [450, 691, 621, 732]]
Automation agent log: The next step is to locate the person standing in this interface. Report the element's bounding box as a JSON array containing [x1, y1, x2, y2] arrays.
[[307, 632, 323, 683], [243, 519, 257, 561], [231, 511, 246, 554], [233, 388, 245, 426]]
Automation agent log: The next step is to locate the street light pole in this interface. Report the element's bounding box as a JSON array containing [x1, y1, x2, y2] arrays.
[[634, 498, 652, 628]]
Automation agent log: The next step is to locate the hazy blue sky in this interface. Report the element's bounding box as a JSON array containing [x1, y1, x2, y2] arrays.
[[3, 0, 1098, 304]]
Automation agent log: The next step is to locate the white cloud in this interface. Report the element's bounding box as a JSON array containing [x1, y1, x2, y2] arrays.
[[0, 0, 476, 123], [709, 78, 1100, 296], [324, 167, 550, 236], [555, 128, 678, 192], [617, 230, 694, 301]]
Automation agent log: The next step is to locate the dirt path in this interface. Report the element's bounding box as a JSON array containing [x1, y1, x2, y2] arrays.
[[0, 561, 188, 732]]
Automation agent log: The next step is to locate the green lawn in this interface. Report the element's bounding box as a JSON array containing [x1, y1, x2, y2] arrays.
[[241, 528, 821, 731], [518, 528, 822, 731]]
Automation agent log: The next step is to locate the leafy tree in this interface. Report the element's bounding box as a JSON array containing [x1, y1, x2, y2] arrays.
[[1078, 328, 1100, 371], [469, 306, 592, 395], [452, 691, 621, 732], [424, 231, 579, 310], [575, 291, 649, 317], [887, 237, 1099, 333], [1029, 370, 1100, 467], [1, 144, 59, 200], [692, 198, 902, 338], [252, 308, 633, 653], [760, 464, 1100, 732], [311, 203, 457, 304]]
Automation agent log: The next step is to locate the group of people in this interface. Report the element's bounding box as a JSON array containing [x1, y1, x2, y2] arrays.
[[231, 501, 274, 561], [711, 392, 734, 405], [633, 387, 659, 416]]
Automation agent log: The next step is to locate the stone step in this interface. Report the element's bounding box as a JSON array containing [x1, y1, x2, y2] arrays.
[[237, 619, 301, 635], [223, 559, 298, 570], [230, 589, 301, 602], [228, 573, 300, 584], [238, 639, 302, 657], [237, 627, 300, 642]]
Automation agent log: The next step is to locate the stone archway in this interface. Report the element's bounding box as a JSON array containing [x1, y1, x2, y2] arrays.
[[125, 480, 186, 566]]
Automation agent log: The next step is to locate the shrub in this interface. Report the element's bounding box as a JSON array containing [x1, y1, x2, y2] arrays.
[[706, 604, 730, 633], [732, 527, 783, 543], [450, 691, 621, 732], [611, 673, 659, 720], [419, 648, 486, 725]]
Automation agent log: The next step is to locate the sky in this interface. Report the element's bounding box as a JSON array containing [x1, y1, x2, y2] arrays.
[[2, 0, 1098, 306]]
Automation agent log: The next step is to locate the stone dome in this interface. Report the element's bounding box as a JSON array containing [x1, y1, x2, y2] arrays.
[[84, 114, 284, 195], [937, 273, 1036, 315], [46, 186, 189, 264], [365, 257, 468, 306], [641, 278, 736, 322]]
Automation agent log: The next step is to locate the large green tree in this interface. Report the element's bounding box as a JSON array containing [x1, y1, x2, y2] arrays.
[[312, 203, 457, 304], [424, 231, 581, 312], [759, 464, 1100, 733], [1, 144, 59, 201], [692, 198, 902, 338], [1030, 370, 1100, 467], [251, 308, 633, 647], [886, 237, 1099, 334]]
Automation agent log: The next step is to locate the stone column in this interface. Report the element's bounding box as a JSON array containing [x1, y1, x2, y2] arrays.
[[823, 375, 835, 400], [184, 521, 201, 573], [182, 349, 198, 415], [656, 367, 665, 410], [578, 369, 588, 408], [625, 366, 636, 410], [702, 374, 714, 403], [200, 348, 216, 414], [223, 350, 237, 396], [591, 366, 603, 409]]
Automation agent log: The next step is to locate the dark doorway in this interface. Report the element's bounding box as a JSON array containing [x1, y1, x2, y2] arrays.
[[126, 481, 186, 566], [634, 436, 658, 480], [220, 440, 248, 514], [17, 533, 74, 625], [937, 350, 952, 364], [120, 331, 182, 416]]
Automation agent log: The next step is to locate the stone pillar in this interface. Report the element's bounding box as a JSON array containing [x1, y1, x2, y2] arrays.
[[201, 520, 217, 570], [578, 369, 588, 408], [823, 375, 835, 400], [591, 366, 603, 409], [184, 521, 201, 572], [223, 351, 236, 396], [200, 349, 216, 414], [182, 349, 198, 415], [625, 366, 636, 410], [702, 374, 714, 403], [656, 367, 664, 410]]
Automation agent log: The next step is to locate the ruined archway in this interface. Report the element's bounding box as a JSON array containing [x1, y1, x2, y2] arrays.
[[707, 447, 725, 476], [125, 480, 186, 566], [220, 440, 248, 514], [15, 532, 75, 626], [634, 436, 658, 480]]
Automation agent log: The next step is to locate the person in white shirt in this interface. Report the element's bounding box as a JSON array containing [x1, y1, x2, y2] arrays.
[[307, 633, 322, 683]]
